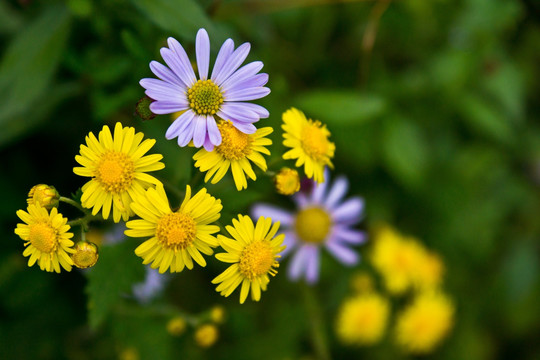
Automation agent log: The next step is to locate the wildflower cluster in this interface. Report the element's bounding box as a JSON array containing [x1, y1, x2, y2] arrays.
[[334, 225, 455, 354]]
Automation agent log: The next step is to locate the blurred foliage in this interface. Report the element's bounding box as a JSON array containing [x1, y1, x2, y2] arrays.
[[1, 0, 540, 359]]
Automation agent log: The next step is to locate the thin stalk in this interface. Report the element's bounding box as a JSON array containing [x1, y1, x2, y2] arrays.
[[59, 196, 86, 213], [303, 284, 331, 360]]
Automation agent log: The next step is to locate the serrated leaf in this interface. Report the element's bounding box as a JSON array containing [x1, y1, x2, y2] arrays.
[[295, 90, 386, 125], [130, 0, 214, 41], [86, 240, 146, 329]]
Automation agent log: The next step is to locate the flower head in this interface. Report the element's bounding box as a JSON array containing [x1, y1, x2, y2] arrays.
[[140, 28, 270, 151], [253, 170, 365, 284], [336, 293, 390, 346], [282, 108, 335, 183], [126, 185, 222, 273], [27, 184, 60, 209], [167, 316, 187, 336], [73, 122, 165, 223], [72, 241, 99, 269], [212, 215, 285, 304], [274, 167, 301, 195], [395, 292, 455, 354], [15, 204, 74, 273], [194, 324, 219, 348], [193, 120, 272, 190]]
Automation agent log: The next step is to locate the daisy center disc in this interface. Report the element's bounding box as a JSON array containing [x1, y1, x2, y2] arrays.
[[29, 222, 57, 253], [301, 122, 330, 161], [187, 79, 224, 115], [216, 121, 252, 160], [156, 212, 197, 250], [96, 151, 135, 193], [239, 241, 276, 280], [295, 207, 332, 243]]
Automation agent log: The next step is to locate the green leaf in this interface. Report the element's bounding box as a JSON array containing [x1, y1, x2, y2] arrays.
[[0, 5, 71, 143], [381, 116, 429, 187], [130, 0, 214, 40], [295, 90, 386, 125], [0, 1, 23, 34], [86, 240, 146, 329]]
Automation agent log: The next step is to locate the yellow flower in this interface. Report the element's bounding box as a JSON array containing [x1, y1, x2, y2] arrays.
[[336, 293, 390, 346], [27, 184, 60, 209], [274, 167, 300, 195], [370, 226, 423, 294], [166, 316, 187, 336], [125, 185, 222, 273], [193, 120, 272, 191], [14, 204, 74, 273], [282, 107, 335, 183], [395, 292, 455, 354], [209, 305, 226, 324], [73, 122, 165, 222], [72, 241, 99, 269], [194, 324, 219, 348], [413, 249, 445, 290], [212, 215, 285, 304]]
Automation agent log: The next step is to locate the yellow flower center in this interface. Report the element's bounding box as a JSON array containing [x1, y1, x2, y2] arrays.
[[156, 212, 197, 250], [295, 207, 332, 243], [238, 240, 277, 280], [72, 242, 99, 269], [29, 222, 57, 253], [301, 121, 331, 161], [95, 151, 135, 193], [215, 121, 252, 160], [187, 79, 224, 115]]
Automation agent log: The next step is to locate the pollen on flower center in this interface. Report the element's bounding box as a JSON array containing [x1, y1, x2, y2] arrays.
[[238, 241, 277, 279], [95, 151, 135, 193], [156, 212, 197, 249], [295, 207, 332, 243], [301, 122, 330, 161], [29, 222, 57, 253], [187, 79, 224, 115], [216, 121, 252, 160]]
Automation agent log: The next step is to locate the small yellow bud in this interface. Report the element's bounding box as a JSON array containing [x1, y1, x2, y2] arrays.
[[194, 324, 219, 348], [27, 184, 60, 209], [350, 272, 374, 294], [72, 241, 99, 269], [210, 305, 226, 324], [118, 347, 139, 360], [274, 167, 300, 196], [166, 316, 187, 336]]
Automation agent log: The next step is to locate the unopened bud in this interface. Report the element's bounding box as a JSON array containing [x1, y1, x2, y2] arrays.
[[166, 316, 186, 336], [72, 241, 99, 269], [210, 305, 225, 324], [274, 168, 300, 196], [194, 324, 219, 348], [135, 96, 156, 121], [27, 184, 60, 209]]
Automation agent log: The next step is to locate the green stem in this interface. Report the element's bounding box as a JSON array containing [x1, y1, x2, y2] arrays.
[[303, 284, 331, 360], [59, 196, 86, 213]]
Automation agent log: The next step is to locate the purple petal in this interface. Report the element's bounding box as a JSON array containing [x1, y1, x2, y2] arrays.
[[325, 176, 349, 210], [219, 103, 259, 123], [280, 231, 298, 257], [164, 38, 196, 86], [149, 60, 184, 87], [166, 111, 195, 140], [226, 74, 269, 93], [220, 61, 264, 92], [177, 121, 196, 147], [140, 78, 182, 94], [251, 204, 294, 226], [332, 197, 364, 223], [333, 227, 366, 245], [206, 115, 221, 146], [293, 192, 309, 208], [234, 103, 269, 118], [211, 39, 234, 81], [311, 176, 329, 204], [288, 245, 309, 281], [196, 29, 210, 80], [326, 242, 359, 265], [305, 246, 320, 284], [214, 42, 251, 85], [230, 121, 256, 134], [150, 101, 188, 115], [192, 115, 207, 147], [225, 87, 270, 102], [203, 135, 214, 151]]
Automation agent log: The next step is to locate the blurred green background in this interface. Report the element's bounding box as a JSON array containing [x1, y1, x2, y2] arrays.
[[1, 0, 540, 359]]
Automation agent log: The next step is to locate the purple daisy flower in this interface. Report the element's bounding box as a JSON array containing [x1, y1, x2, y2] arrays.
[[140, 28, 270, 151], [252, 170, 366, 284]]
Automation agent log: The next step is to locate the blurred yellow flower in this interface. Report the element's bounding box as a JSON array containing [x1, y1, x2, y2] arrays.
[[193, 120, 272, 191], [413, 249, 445, 290], [166, 316, 186, 336], [349, 271, 374, 294], [274, 167, 300, 195], [336, 293, 390, 346], [210, 305, 226, 324], [282, 107, 335, 183], [194, 324, 219, 348], [395, 291, 455, 354]]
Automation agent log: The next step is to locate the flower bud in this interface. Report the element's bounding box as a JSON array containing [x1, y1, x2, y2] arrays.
[[274, 168, 300, 196], [166, 316, 186, 337], [194, 324, 219, 348], [27, 184, 60, 209], [72, 241, 99, 269], [209, 305, 225, 324], [135, 96, 156, 121]]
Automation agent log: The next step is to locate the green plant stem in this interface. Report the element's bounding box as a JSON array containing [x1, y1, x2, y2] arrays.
[[67, 213, 96, 231], [303, 284, 331, 360], [59, 196, 86, 213]]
